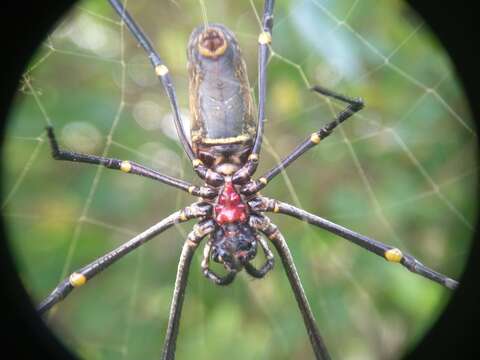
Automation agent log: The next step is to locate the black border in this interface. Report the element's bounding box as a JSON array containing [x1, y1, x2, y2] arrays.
[[1, 2, 77, 358], [0, 0, 478, 359], [403, 1, 479, 358]]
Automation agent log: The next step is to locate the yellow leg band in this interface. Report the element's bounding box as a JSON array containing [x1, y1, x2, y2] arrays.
[[155, 64, 169, 77], [69, 272, 87, 287], [385, 248, 403, 263], [120, 161, 132, 173], [258, 31, 272, 45], [273, 202, 280, 213], [310, 133, 321, 144], [268, 229, 279, 240], [192, 159, 203, 167], [179, 211, 188, 221]]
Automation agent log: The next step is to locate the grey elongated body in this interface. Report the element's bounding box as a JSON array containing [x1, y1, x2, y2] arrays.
[[187, 24, 256, 174]]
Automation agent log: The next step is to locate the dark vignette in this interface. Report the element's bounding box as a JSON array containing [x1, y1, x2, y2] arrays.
[[0, 0, 478, 359], [404, 1, 479, 359], [0, 2, 78, 358]]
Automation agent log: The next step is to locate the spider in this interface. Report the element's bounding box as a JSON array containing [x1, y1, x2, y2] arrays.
[[38, 0, 459, 359]]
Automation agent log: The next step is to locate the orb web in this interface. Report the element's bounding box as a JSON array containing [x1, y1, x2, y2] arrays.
[[2, 0, 476, 359]]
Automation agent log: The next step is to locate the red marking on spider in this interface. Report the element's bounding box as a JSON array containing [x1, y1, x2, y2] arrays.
[[215, 181, 247, 224]]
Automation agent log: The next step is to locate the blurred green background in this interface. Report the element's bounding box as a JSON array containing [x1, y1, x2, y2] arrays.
[[2, 0, 477, 359]]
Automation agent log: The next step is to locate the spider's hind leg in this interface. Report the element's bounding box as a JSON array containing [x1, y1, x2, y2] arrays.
[[240, 84, 364, 196], [251, 196, 459, 290], [38, 204, 209, 314], [162, 220, 216, 360], [250, 214, 331, 360]]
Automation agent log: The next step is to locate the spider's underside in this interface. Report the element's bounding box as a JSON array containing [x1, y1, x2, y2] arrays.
[[37, 1, 459, 359]]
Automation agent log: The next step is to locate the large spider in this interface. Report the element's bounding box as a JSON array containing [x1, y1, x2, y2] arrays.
[[38, 0, 459, 359]]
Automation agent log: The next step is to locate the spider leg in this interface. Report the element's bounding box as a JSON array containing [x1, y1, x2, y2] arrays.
[[240, 86, 364, 195], [37, 203, 211, 314], [200, 239, 237, 285], [162, 219, 216, 360], [107, 0, 223, 186], [233, 0, 275, 183], [244, 234, 275, 278], [250, 214, 331, 360], [46, 127, 216, 198], [108, 0, 192, 161], [249, 197, 459, 290]]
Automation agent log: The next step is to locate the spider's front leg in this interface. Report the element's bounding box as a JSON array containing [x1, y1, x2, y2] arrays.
[[240, 85, 364, 194], [38, 202, 211, 314], [107, 0, 223, 187], [162, 219, 216, 360], [249, 197, 459, 290], [108, 0, 193, 162], [232, 0, 275, 183], [250, 214, 331, 360]]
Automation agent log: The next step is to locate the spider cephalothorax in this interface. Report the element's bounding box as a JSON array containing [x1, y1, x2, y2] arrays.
[[209, 180, 256, 273], [38, 1, 459, 359], [214, 180, 247, 224]]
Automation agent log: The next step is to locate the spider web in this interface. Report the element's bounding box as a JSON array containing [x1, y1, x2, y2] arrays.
[[2, 0, 477, 359]]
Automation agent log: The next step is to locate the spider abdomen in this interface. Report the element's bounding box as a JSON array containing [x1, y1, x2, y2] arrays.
[[187, 24, 256, 174]]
